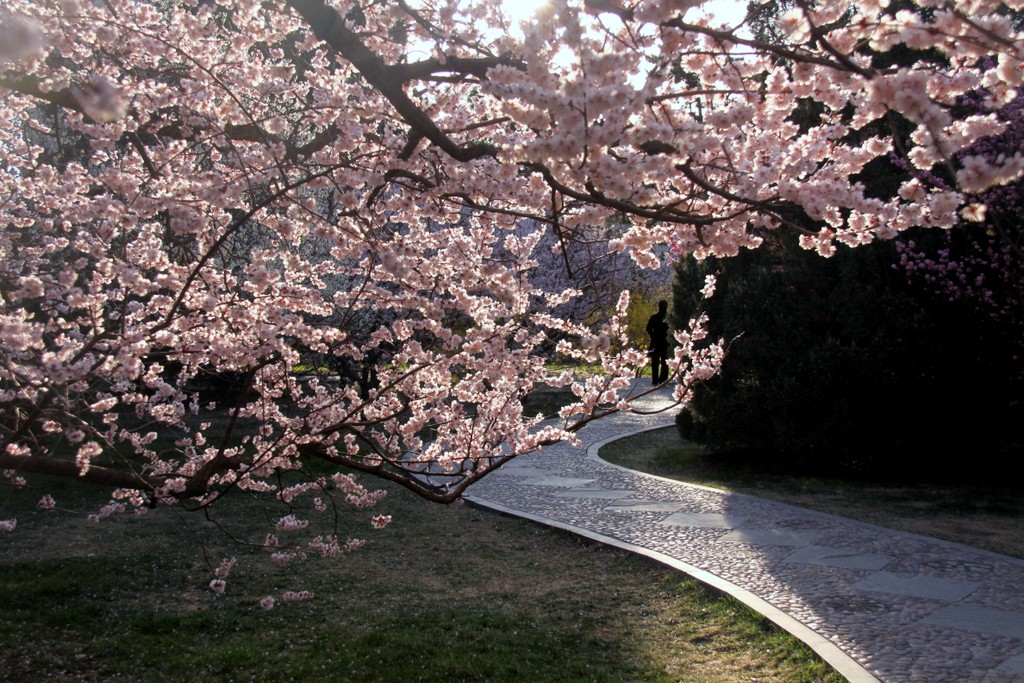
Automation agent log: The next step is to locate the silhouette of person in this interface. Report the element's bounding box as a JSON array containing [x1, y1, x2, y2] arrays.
[[646, 300, 669, 385]]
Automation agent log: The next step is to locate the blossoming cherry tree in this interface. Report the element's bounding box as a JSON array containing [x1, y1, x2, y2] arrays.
[[1, 0, 1021, 588]]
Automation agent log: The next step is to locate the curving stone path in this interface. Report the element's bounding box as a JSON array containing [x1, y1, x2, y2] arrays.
[[464, 381, 1024, 683]]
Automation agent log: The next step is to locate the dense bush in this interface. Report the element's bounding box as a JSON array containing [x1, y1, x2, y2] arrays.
[[674, 231, 1020, 478]]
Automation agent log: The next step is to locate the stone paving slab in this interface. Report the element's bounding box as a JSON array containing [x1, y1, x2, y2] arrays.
[[718, 527, 823, 547], [784, 545, 893, 571], [660, 510, 747, 529], [553, 488, 638, 499], [605, 500, 686, 513], [517, 475, 595, 487], [922, 604, 1024, 640], [495, 465, 555, 477], [997, 654, 1024, 676], [464, 381, 1024, 683], [852, 571, 983, 602]]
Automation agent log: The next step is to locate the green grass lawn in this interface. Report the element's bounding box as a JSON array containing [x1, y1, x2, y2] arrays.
[[600, 426, 1024, 560], [1, 464, 843, 682]]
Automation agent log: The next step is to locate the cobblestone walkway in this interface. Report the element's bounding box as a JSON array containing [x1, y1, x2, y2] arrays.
[[465, 382, 1024, 683]]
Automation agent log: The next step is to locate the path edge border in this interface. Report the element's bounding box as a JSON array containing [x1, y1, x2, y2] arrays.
[[466, 417, 882, 683], [591, 423, 1024, 569], [467, 492, 880, 683], [586, 422, 880, 683]]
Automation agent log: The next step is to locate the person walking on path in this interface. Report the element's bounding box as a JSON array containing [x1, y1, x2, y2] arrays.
[[646, 299, 669, 385]]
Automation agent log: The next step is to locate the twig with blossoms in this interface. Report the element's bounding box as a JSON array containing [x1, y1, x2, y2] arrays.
[[0, 0, 1021, 591]]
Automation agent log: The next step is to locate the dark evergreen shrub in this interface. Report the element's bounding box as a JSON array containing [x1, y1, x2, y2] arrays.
[[673, 231, 1018, 478]]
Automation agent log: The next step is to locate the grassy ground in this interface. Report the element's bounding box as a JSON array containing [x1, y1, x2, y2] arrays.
[[600, 426, 1024, 560], [0, 464, 844, 683]]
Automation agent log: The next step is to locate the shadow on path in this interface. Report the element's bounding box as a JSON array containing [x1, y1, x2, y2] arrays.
[[465, 381, 1024, 683]]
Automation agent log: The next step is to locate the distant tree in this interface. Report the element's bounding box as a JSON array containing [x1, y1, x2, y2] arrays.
[[518, 219, 673, 341]]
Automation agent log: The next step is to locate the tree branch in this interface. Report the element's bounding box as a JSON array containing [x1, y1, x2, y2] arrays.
[[0, 453, 160, 492], [286, 0, 499, 163]]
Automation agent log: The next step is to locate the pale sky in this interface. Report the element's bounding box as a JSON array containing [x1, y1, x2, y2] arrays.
[[500, 0, 750, 28]]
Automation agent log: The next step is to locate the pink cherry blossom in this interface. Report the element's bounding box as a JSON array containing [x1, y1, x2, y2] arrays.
[[280, 590, 315, 603], [213, 557, 237, 580], [275, 515, 310, 532], [0, 0, 1019, 597], [961, 203, 988, 222]]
